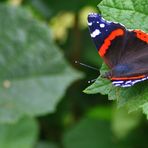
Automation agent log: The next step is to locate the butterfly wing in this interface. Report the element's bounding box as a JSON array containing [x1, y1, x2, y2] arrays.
[[116, 30, 148, 77], [87, 13, 127, 68], [88, 13, 148, 87], [106, 30, 148, 76], [111, 30, 148, 87]]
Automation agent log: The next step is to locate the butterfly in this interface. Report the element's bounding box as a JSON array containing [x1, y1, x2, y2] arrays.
[[87, 13, 148, 87]]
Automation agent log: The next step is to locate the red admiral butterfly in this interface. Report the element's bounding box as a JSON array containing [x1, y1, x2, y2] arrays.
[[88, 13, 148, 87]]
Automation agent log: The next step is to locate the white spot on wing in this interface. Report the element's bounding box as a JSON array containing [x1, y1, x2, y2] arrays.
[[131, 77, 148, 85], [122, 84, 132, 87], [142, 78, 147, 81], [113, 76, 148, 88], [132, 79, 142, 85], [125, 80, 132, 84], [112, 81, 124, 84], [91, 29, 101, 38], [114, 84, 121, 87], [106, 20, 111, 23], [100, 23, 105, 28], [88, 22, 92, 26]]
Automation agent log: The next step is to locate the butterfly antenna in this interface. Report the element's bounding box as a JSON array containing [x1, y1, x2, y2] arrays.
[[75, 61, 99, 71], [88, 78, 97, 83]]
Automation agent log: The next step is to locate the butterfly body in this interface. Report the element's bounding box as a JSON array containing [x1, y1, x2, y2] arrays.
[[87, 13, 148, 87]]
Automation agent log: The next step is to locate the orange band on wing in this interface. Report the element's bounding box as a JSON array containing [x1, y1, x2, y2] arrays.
[[98, 29, 124, 57], [111, 75, 145, 80], [133, 30, 148, 43]]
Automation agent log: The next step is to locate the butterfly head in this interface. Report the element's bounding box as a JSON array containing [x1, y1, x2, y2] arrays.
[[87, 13, 124, 51]]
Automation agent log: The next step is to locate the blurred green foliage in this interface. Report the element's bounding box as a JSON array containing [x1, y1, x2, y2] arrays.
[[0, 0, 147, 148]]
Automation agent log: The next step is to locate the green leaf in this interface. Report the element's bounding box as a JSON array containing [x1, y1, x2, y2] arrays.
[[112, 107, 141, 139], [36, 142, 58, 148], [142, 102, 148, 119], [63, 118, 117, 148], [84, 63, 118, 100], [0, 117, 38, 148], [98, 0, 148, 32], [84, 0, 148, 117], [0, 4, 82, 123]]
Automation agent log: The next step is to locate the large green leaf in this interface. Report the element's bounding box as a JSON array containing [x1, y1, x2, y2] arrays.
[[63, 118, 148, 148], [0, 4, 82, 123], [84, 0, 148, 117], [0, 117, 38, 148], [36, 142, 58, 148], [98, 0, 148, 32], [63, 118, 117, 148], [112, 107, 141, 139]]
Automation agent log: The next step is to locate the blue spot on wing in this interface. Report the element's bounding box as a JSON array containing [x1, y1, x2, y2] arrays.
[[113, 64, 131, 75]]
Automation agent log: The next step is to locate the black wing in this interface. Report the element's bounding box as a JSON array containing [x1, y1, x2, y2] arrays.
[[110, 30, 148, 78]]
